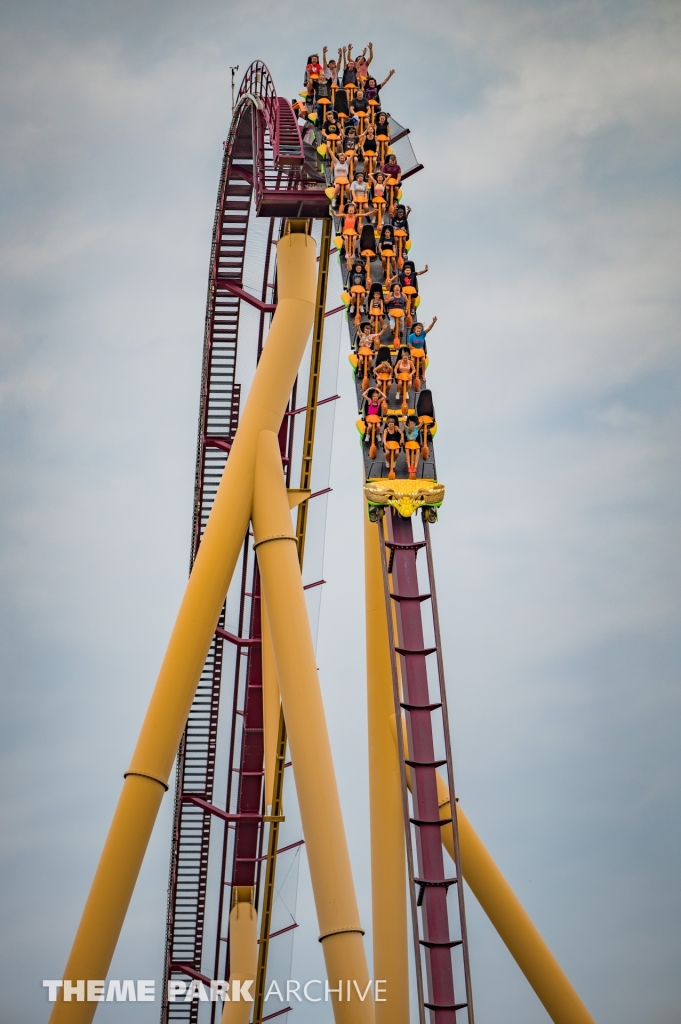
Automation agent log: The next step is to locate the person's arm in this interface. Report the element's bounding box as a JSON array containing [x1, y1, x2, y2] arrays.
[[380, 69, 395, 88], [366, 42, 374, 67], [406, 206, 412, 215], [323, 46, 328, 70], [417, 265, 429, 276], [347, 43, 354, 60], [339, 46, 346, 70], [385, 272, 398, 286], [425, 316, 438, 334]]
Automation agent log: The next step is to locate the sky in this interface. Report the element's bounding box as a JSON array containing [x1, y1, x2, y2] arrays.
[[0, 1, 680, 1022]]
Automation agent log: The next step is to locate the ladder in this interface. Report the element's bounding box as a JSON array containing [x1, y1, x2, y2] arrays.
[[378, 508, 474, 1024]]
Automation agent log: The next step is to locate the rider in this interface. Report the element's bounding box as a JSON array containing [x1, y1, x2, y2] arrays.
[[408, 318, 437, 352], [374, 345, 395, 408], [378, 223, 396, 253], [342, 57, 358, 89], [330, 150, 351, 205], [394, 347, 416, 408], [322, 109, 341, 142], [357, 321, 381, 352], [365, 70, 396, 111], [403, 414, 421, 479], [350, 88, 369, 120], [391, 203, 411, 237], [381, 152, 402, 185], [347, 259, 367, 318], [350, 169, 369, 205], [399, 261, 428, 290], [355, 43, 373, 86], [362, 387, 385, 418], [367, 282, 386, 329], [305, 54, 323, 101], [387, 260, 428, 290], [322, 46, 341, 85], [407, 318, 437, 384], [341, 203, 359, 261], [313, 73, 332, 124], [369, 170, 387, 201], [386, 283, 406, 324]]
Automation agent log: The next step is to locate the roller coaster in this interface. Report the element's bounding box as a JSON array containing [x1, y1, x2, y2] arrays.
[[47, 53, 596, 1024]]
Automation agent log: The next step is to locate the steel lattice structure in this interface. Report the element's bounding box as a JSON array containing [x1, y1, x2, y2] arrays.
[[162, 61, 340, 1024], [47, 54, 597, 1024]]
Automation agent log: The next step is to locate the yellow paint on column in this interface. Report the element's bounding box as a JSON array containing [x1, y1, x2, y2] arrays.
[[391, 716, 595, 1024], [220, 888, 258, 1024], [364, 514, 409, 1024], [252, 430, 374, 1024], [439, 788, 596, 1024], [49, 232, 317, 1024]]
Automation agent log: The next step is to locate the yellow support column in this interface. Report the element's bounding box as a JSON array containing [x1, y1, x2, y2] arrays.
[[49, 231, 317, 1024], [252, 430, 374, 1024], [364, 515, 409, 1024], [438, 784, 596, 1024], [391, 717, 595, 1024], [220, 887, 258, 1024]]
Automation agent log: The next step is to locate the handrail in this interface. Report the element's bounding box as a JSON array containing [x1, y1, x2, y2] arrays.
[[223, 61, 327, 225], [235, 60, 304, 169]]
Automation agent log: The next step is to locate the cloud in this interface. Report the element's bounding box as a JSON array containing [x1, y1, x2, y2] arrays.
[[0, 3, 679, 1023]]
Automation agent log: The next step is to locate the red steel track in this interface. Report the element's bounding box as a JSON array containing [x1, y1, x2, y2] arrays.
[[162, 62, 328, 1024]]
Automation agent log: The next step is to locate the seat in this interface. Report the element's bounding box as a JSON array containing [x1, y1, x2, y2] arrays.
[[389, 306, 405, 345], [410, 348, 425, 390], [358, 343, 373, 388], [385, 176, 399, 209], [376, 133, 390, 163], [401, 284, 417, 326], [404, 438, 420, 478], [393, 228, 408, 268], [384, 438, 401, 479], [334, 175, 349, 213], [418, 414, 434, 458], [396, 369, 413, 410]]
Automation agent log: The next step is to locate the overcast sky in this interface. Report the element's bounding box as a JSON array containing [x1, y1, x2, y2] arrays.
[[1, 1, 680, 1022]]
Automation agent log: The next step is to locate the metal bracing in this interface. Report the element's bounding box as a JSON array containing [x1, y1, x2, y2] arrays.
[[162, 63, 329, 1024]]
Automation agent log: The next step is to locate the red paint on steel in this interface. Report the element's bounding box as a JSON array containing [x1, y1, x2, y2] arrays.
[[390, 510, 460, 1024], [163, 57, 327, 1023], [230, 570, 265, 890]]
